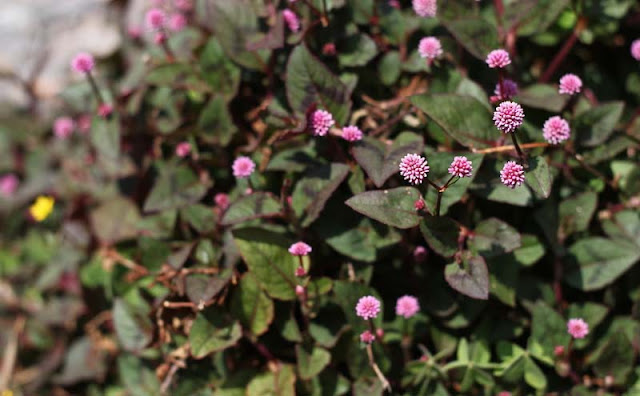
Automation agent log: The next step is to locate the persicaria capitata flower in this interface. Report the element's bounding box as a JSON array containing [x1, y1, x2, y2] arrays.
[[71, 52, 95, 73], [310, 110, 334, 136], [448, 156, 473, 178], [360, 330, 375, 344], [174, 0, 193, 11], [631, 39, 640, 61], [395, 295, 420, 318], [54, 117, 75, 139], [493, 79, 518, 101], [98, 104, 113, 118], [388, 0, 400, 9], [168, 13, 187, 32], [412, 0, 437, 17], [414, 199, 425, 211], [146, 8, 166, 30], [295, 285, 305, 296], [399, 153, 429, 185], [175, 142, 191, 157], [322, 43, 336, 56], [493, 101, 524, 133], [554, 345, 565, 357], [567, 318, 589, 339], [413, 246, 428, 263], [0, 174, 18, 197], [486, 49, 511, 68], [418, 37, 442, 60], [295, 267, 306, 277], [355, 295, 381, 320], [154, 32, 167, 44], [341, 126, 363, 142], [542, 116, 571, 144], [214, 193, 229, 210], [500, 161, 525, 189], [558, 74, 582, 95], [232, 156, 256, 178], [289, 241, 312, 256], [283, 9, 300, 32]]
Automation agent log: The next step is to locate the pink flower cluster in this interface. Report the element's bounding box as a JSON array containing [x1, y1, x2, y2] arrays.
[[567, 318, 589, 339], [355, 295, 381, 320], [412, 0, 437, 17], [493, 79, 518, 102], [289, 241, 312, 256], [500, 161, 525, 189], [448, 156, 473, 178], [558, 74, 582, 95], [283, 9, 300, 32], [311, 110, 334, 136], [54, 117, 75, 139], [175, 142, 191, 157], [146, 8, 166, 30], [214, 193, 229, 210], [232, 156, 256, 178], [486, 49, 511, 68], [71, 53, 95, 74], [399, 153, 429, 185], [0, 174, 18, 197], [632, 39, 640, 61], [493, 101, 524, 133], [542, 116, 571, 145], [395, 295, 419, 318], [418, 37, 442, 61], [360, 330, 375, 344], [342, 126, 363, 142]]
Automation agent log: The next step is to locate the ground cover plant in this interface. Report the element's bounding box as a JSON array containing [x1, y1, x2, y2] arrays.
[[1, 0, 640, 394]]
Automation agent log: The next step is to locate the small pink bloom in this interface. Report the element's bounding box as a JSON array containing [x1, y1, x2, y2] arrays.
[[0, 174, 19, 197], [289, 241, 312, 256], [486, 49, 511, 68], [414, 199, 425, 211], [154, 32, 167, 44], [232, 156, 255, 178], [395, 295, 420, 318], [399, 153, 429, 185], [558, 74, 582, 95], [295, 285, 305, 296], [542, 116, 571, 145], [295, 267, 306, 277], [567, 318, 589, 339], [98, 103, 113, 118], [554, 345, 565, 357], [71, 52, 95, 73], [146, 8, 166, 30], [360, 330, 375, 344], [174, 0, 193, 11], [448, 156, 473, 178], [168, 13, 187, 32], [355, 295, 381, 320], [413, 246, 428, 263], [493, 101, 524, 133], [412, 0, 437, 17], [322, 43, 336, 56], [500, 161, 525, 189], [497, 393, 511, 396], [245, 187, 253, 195], [53, 117, 75, 139], [175, 142, 191, 157], [376, 328, 384, 338], [493, 79, 518, 102], [388, 0, 400, 8], [214, 193, 229, 210], [631, 39, 640, 61], [310, 110, 334, 136], [128, 26, 142, 39], [283, 9, 300, 32], [418, 36, 442, 60], [341, 125, 363, 142]]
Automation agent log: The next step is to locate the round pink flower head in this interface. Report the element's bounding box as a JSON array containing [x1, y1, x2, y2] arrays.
[[232, 156, 256, 178], [360, 330, 375, 344], [493, 79, 518, 101], [98, 103, 113, 118], [54, 117, 75, 139], [486, 49, 511, 68], [128, 26, 142, 39], [174, 0, 193, 11], [388, 0, 400, 8], [418, 37, 443, 60], [214, 193, 229, 210], [71, 52, 94, 74], [295, 285, 305, 296], [289, 241, 312, 256], [295, 267, 306, 277], [413, 0, 437, 17], [154, 32, 167, 44], [413, 245, 428, 263], [175, 141, 191, 157], [168, 13, 187, 32], [311, 110, 334, 136], [146, 8, 166, 30], [448, 156, 473, 178], [395, 295, 420, 319], [493, 101, 524, 133], [0, 174, 19, 198], [322, 43, 336, 56], [283, 9, 300, 32], [500, 161, 525, 189], [543, 116, 571, 145], [399, 153, 429, 185], [341, 126, 363, 142], [567, 318, 589, 339], [558, 74, 582, 95], [355, 295, 381, 320], [631, 39, 640, 61]]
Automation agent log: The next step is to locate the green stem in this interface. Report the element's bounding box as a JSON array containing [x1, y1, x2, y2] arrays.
[[510, 133, 527, 166]]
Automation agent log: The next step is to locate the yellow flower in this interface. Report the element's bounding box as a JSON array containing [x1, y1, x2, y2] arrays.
[[1, 390, 14, 396], [29, 195, 55, 222]]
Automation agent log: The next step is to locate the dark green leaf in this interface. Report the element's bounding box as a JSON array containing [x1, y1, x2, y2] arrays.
[[441, 17, 499, 60], [197, 95, 237, 146], [292, 163, 349, 227], [469, 218, 521, 258], [296, 343, 331, 380], [575, 101, 624, 147], [516, 84, 568, 112], [230, 273, 274, 336], [420, 215, 460, 258], [189, 308, 242, 358], [113, 299, 153, 352], [345, 187, 422, 229], [90, 197, 141, 244], [144, 164, 209, 212], [445, 255, 489, 300], [525, 156, 552, 199], [221, 192, 282, 226]]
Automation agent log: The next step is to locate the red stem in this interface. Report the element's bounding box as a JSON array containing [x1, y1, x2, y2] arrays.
[[540, 17, 587, 83]]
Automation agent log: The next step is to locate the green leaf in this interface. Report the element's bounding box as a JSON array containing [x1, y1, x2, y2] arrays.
[[322, 216, 401, 263], [286, 45, 352, 125], [516, 84, 568, 112], [524, 357, 547, 390], [231, 273, 274, 336], [420, 215, 460, 258], [143, 164, 209, 212], [352, 132, 424, 188], [54, 337, 107, 385], [592, 331, 634, 384], [378, 51, 401, 86], [117, 355, 161, 396], [292, 163, 350, 227], [445, 255, 489, 300], [221, 192, 282, 226], [345, 187, 421, 229], [91, 115, 120, 165], [233, 228, 298, 300], [566, 237, 640, 290], [558, 192, 598, 238], [470, 158, 534, 206], [197, 95, 237, 146], [185, 272, 230, 305], [469, 218, 521, 258], [513, 234, 546, 266], [601, 210, 640, 247], [296, 343, 332, 380], [189, 308, 242, 359], [441, 17, 499, 60], [525, 156, 552, 199], [90, 197, 141, 244], [530, 302, 570, 359], [495, 342, 526, 383], [575, 101, 624, 147], [246, 365, 295, 396], [199, 38, 241, 100], [113, 299, 153, 352], [411, 94, 495, 149], [518, 0, 571, 36], [338, 33, 378, 67]]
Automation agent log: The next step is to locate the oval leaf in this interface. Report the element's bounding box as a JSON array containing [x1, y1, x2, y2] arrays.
[[345, 187, 421, 229]]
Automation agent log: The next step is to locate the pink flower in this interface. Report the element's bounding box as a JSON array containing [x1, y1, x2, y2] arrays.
[[500, 161, 525, 189], [399, 153, 429, 185], [558, 74, 582, 95], [448, 156, 473, 178], [497, 393, 511, 396], [0, 174, 19, 197], [128, 26, 142, 39], [567, 318, 589, 339], [486, 49, 511, 68], [146, 8, 166, 30], [53, 117, 75, 139], [232, 156, 256, 178], [214, 193, 229, 210], [413, 246, 428, 263], [98, 104, 113, 118], [388, 0, 401, 8], [542, 116, 571, 145], [395, 295, 420, 318], [493, 79, 518, 101], [418, 37, 442, 60], [310, 110, 334, 136], [154, 32, 167, 44], [295, 285, 305, 296], [414, 199, 425, 211], [175, 141, 191, 157], [360, 330, 376, 344], [283, 9, 300, 32], [554, 345, 565, 357], [631, 39, 640, 61], [71, 52, 95, 73], [412, 0, 437, 17], [295, 267, 306, 277], [341, 126, 363, 142], [322, 43, 336, 56], [356, 296, 381, 320], [168, 13, 187, 32], [289, 241, 312, 256], [493, 101, 524, 133], [174, 0, 193, 11]]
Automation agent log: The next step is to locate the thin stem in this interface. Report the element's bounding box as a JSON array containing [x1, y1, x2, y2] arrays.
[[540, 17, 587, 83], [472, 142, 550, 154], [366, 344, 391, 392], [85, 72, 104, 105], [435, 191, 443, 217], [510, 133, 527, 166], [401, 318, 410, 364]]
